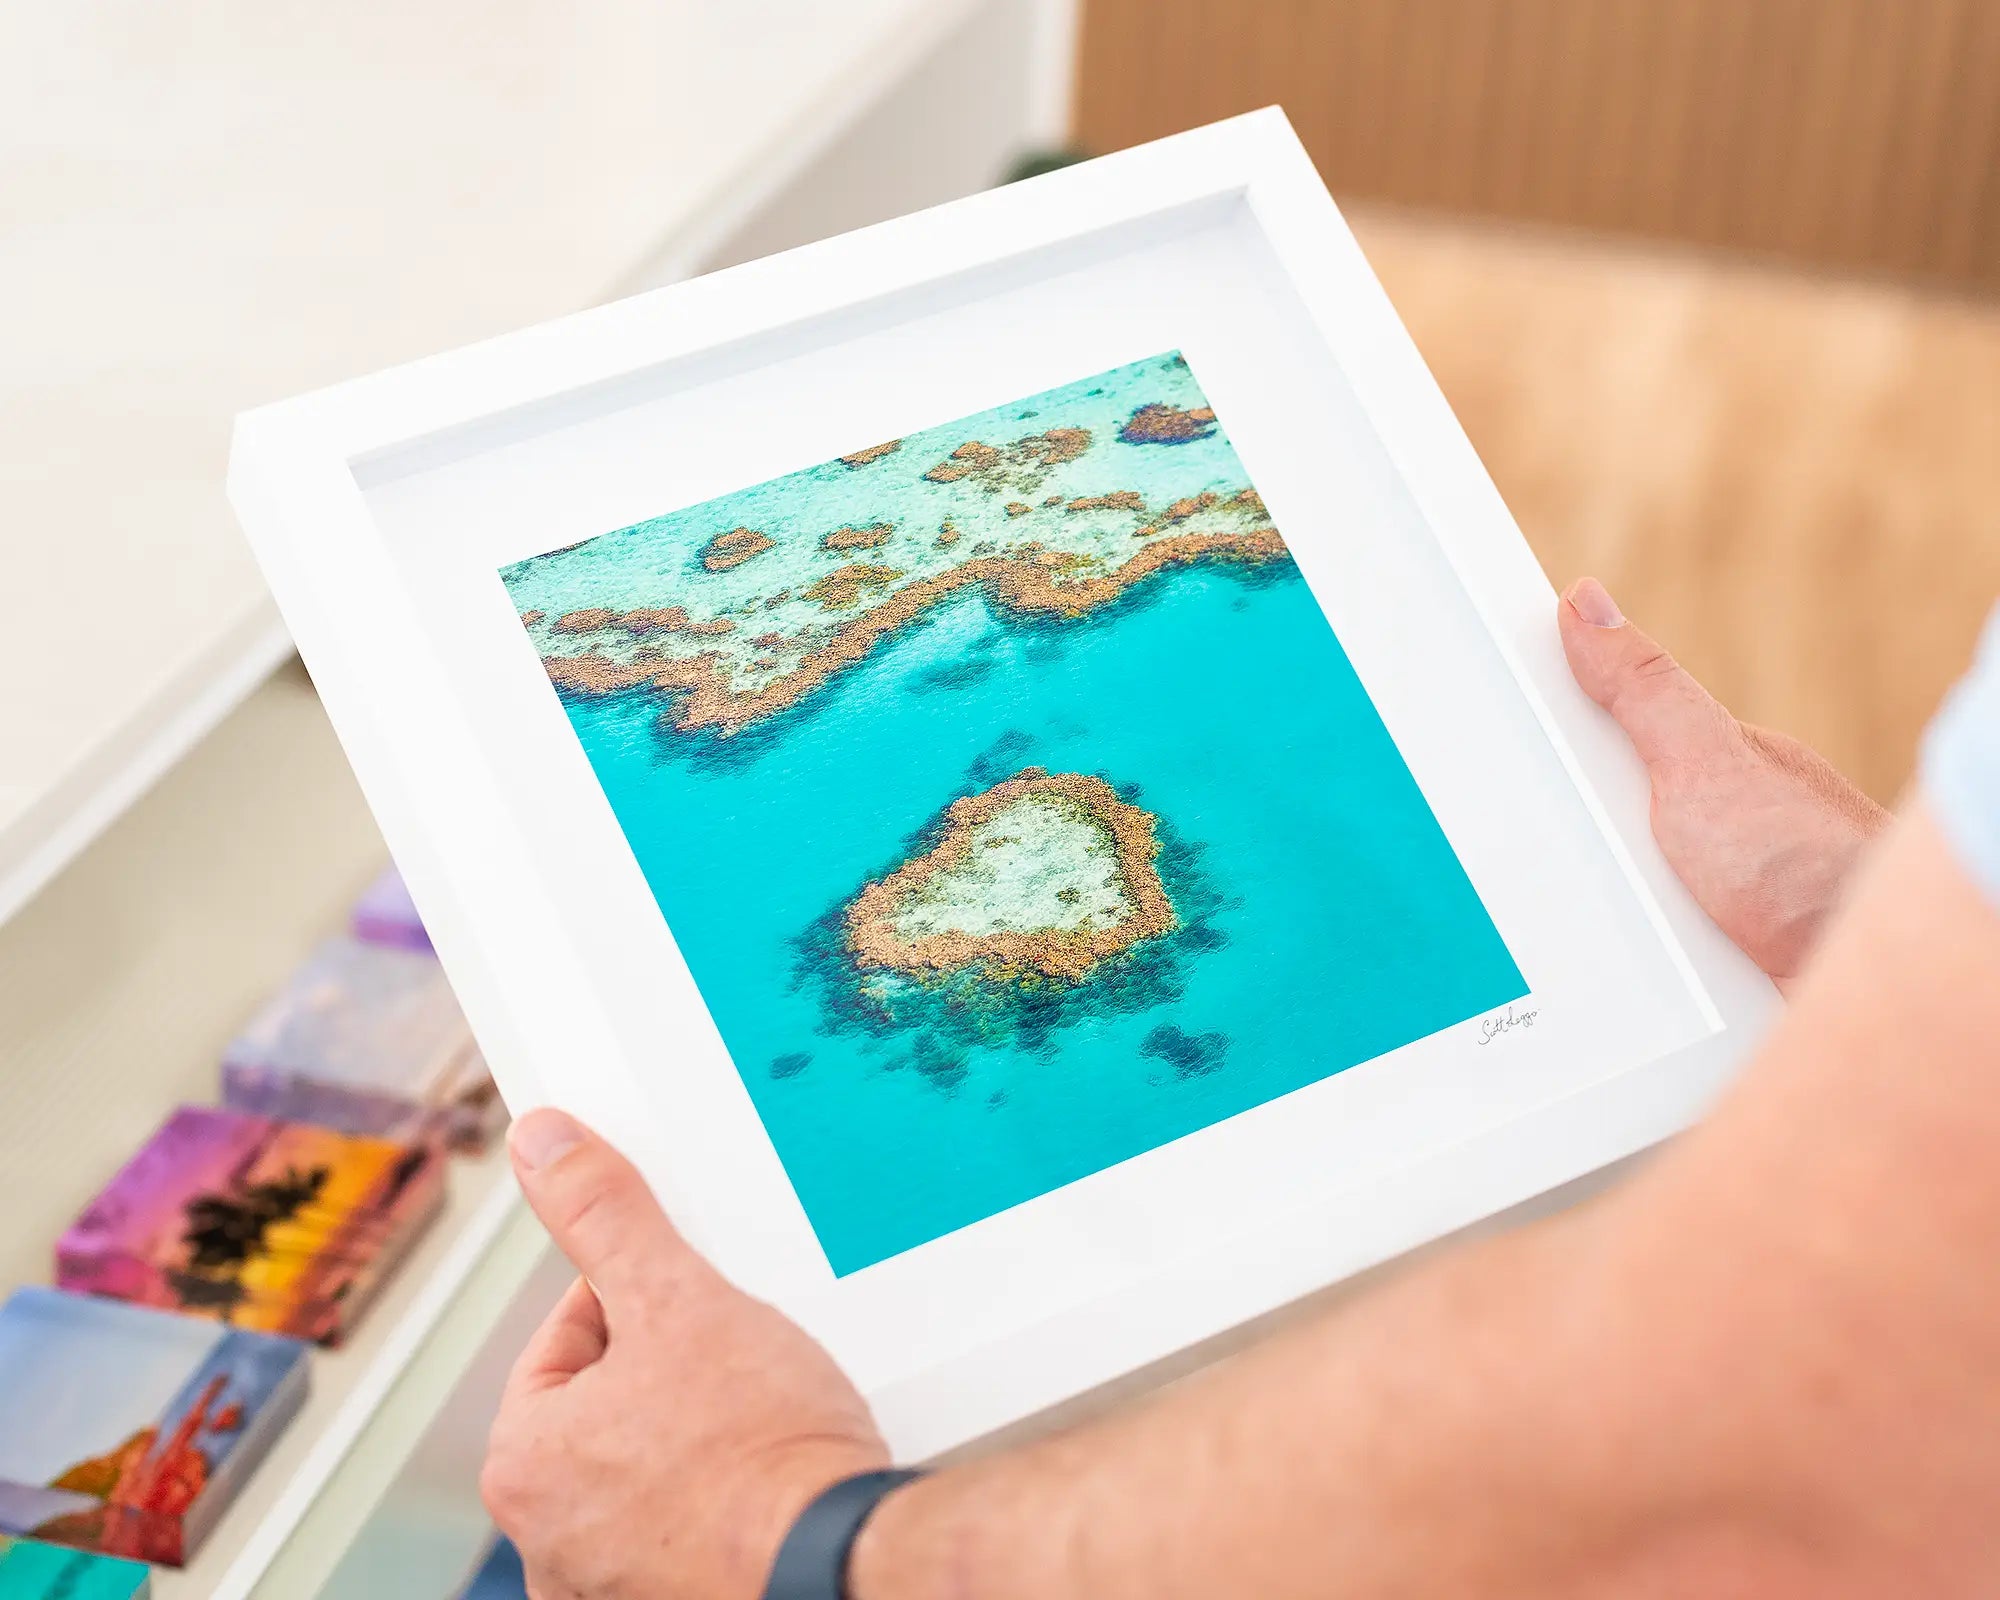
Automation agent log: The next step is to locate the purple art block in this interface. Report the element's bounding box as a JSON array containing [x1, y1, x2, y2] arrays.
[[221, 935, 502, 1151], [350, 864, 431, 952]]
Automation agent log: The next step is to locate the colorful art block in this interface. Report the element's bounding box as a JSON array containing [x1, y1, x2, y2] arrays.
[[0, 1288, 307, 1568], [0, 1535, 150, 1598], [57, 1106, 445, 1346], [350, 864, 431, 953], [221, 935, 501, 1152]]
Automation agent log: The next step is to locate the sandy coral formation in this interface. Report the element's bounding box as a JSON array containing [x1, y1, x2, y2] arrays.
[[1019, 426, 1091, 466], [617, 606, 691, 636], [1119, 402, 1216, 445], [923, 441, 1002, 483], [553, 608, 617, 633], [803, 562, 905, 611], [838, 440, 901, 467], [1066, 491, 1146, 513], [701, 527, 775, 572], [822, 522, 895, 552], [922, 428, 1094, 496], [845, 769, 1176, 982], [1159, 491, 1220, 525]]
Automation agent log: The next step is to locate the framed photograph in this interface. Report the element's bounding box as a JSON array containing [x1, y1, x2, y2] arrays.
[[229, 108, 1780, 1456]]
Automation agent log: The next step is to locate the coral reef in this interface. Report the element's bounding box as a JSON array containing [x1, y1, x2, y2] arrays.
[[845, 769, 1176, 983], [803, 562, 904, 611], [839, 440, 901, 468], [540, 525, 1286, 733], [822, 522, 895, 552], [1066, 490, 1146, 513], [1119, 402, 1216, 445], [700, 527, 775, 572], [552, 607, 617, 634]]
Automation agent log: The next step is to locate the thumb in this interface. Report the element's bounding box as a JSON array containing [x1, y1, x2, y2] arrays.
[[1557, 577, 1737, 768], [508, 1108, 713, 1313]]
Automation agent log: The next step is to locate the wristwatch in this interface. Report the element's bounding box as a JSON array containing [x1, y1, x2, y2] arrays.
[[763, 1468, 927, 1600]]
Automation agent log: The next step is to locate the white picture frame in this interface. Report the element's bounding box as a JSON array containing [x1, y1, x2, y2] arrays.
[[229, 108, 1780, 1457]]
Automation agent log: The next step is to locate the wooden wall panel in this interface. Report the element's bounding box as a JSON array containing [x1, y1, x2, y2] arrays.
[[1073, 0, 2000, 293]]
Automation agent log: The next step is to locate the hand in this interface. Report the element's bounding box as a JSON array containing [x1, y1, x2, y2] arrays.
[[481, 1109, 888, 1599], [1559, 576, 1890, 990]]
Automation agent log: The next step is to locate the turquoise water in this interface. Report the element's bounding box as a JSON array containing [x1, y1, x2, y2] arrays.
[[509, 354, 1527, 1275], [556, 568, 1525, 1273], [0, 1537, 148, 1598]]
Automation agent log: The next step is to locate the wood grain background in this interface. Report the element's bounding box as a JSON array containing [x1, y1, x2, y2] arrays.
[[1075, 0, 2000, 293]]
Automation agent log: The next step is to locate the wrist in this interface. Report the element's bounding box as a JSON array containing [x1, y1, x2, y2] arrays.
[[745, 1443, 893, 1597], [843, 1467, 961, 1600]]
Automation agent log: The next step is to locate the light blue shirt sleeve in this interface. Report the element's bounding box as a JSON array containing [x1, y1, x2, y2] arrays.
[[1923, 605, 2000, 907]]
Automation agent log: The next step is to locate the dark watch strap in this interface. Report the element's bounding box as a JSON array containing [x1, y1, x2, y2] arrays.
[[763, 1468, 926, 1600]]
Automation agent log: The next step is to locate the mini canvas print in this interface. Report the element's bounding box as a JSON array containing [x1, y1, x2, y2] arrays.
[[58, 1105, 445, 1345], [221, 935, 501, 1151], [0, 1288, 307, 1567], [350, 863, 433, 953], [502, 350, 1528, 1273], [0, 1535, 150, 1599]]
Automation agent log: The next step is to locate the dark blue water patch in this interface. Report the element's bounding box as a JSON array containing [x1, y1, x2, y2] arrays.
[[769, 1051, 812, 1080], [965, 728, 1037, 787], [902, 1035, 970, 1093], [1141, 1023, 1230, 1079], [907, 655, 998, 695]]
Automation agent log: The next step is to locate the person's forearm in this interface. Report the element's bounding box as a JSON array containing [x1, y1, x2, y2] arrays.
[[853, 1210, 1694, 1599], [853, 1199, 1865, 1598], [854, 805, 2000, 1599]]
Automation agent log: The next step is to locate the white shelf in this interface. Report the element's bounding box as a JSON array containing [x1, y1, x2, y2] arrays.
[[0, 0, 1073, 926], [0, 664, 519, 1598]]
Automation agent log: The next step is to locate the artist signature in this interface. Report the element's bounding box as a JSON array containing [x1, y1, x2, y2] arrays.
[[1476, 1003, 1540, 1045]]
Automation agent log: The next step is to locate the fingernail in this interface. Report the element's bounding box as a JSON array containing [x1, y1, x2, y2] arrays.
[[511, 1108, 584, 1172], [1566, 577, 1624, 628]]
